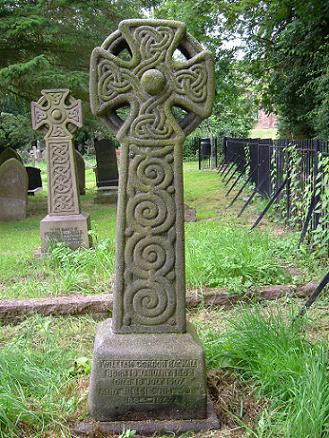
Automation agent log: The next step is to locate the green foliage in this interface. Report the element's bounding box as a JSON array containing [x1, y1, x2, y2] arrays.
[[185, 222, 293, 292], [223, 0, 329, 138], [0, 315, 96, 437], [201, 307, 329, 437], [155, 0, 257, 138], [0, 112, 36, 149], [0, 0, 145, 142]]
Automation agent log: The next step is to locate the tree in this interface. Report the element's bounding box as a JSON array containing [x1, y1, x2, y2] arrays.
[[154, 0, 258, 139], [0, 0, 145, 149], [223, 0, 329, 138]]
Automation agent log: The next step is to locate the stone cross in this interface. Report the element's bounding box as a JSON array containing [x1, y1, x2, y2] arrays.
[[31, 89, 91, 251], [88, 19, 217, 429], [90, 19, 214, 334]]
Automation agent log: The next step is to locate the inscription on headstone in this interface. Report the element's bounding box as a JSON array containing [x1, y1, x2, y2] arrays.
[[31, 89, 91, 252], [0, 158, 28, 221], [88, 19, 216, 429]]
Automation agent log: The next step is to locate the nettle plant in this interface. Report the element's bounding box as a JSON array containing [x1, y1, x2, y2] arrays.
[[270, 144, 329, 255], [311, 152, 329, 255]]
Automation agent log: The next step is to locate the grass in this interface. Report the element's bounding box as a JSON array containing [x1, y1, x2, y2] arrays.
[[2, 304, 329, 436], [0, 315, 97, 437], [199, 306, 329, 437], [0, 158, 328, 437], [1, 161, 322, 299]]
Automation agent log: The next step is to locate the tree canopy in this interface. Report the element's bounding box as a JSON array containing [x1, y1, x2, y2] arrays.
[[2, 0, 329, 149]]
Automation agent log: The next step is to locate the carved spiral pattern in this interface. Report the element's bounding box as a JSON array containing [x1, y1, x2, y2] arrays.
[[125, 277, 175, 325], [50, 143, 77, 214], [123, 145, 176, 327]]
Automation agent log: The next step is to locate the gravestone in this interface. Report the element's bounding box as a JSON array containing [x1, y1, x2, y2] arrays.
[[74, 150, 86, 195], [26, 166, 42, 195], [31, 89, 91, 252], [87, 19, 217, 433], [0, 147, 22, 167], [94, 139, 119, 203], [0, 158, 28, 220]]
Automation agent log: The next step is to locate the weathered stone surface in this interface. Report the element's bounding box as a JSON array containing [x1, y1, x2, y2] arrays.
[[40, 212, 91, 251], [0, 283, 318, 323], [0, 147, 22, 166], [296, 281, 317, 297], [31, 89, 91, 252], [0, 294, 113, 322], [258, 284, 292, 300], [94, 139, 119, 188], [184, 203, 197, 222], [0, 158, 28, 221], [88, 18, 215, 425], [90, 19, 214, 335], [94, 186, 118, 204], [75, 150, 86, 195], [89, 319, 207, 421], [74, 396, 219, 436]]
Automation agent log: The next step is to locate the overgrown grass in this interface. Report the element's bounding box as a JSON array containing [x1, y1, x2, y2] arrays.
[[200, 307, 329, 437], [0, 162, 324, 299], [0, 315, 96, 437], [185, 222, 295, 292]]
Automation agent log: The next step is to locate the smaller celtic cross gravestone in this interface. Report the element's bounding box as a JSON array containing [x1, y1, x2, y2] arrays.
[[86, 20, 218, 433], [31, 89, 91, 252]]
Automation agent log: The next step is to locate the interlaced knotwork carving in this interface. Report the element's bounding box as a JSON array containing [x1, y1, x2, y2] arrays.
[[50, 142, 76, 213], [90, 19, 215, 333], [31, 89, 82, 216]]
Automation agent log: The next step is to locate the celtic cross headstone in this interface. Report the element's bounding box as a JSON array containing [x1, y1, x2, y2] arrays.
[[88, 19, 217, 430], [31, 89, 91, 252]]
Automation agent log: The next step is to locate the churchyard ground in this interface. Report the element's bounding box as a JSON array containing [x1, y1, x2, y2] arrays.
[[0, 161, 328, 437]]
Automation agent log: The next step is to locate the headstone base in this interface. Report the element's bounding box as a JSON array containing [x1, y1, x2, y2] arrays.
[[74, 396, 219, 436], [40, 212, 91, 252], [94, 186, 118, 204], [89, 319, 208, 422]]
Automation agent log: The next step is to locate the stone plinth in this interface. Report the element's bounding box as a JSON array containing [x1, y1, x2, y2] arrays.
[[94, 186, 118, 204], [89, 319, 207, 421], [40, 212, 91, 251]]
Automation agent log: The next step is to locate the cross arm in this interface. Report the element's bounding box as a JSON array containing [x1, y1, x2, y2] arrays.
[[172, 51, 215, 118]]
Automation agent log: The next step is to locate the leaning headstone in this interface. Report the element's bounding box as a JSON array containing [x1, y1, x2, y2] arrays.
[[26, 166, 42, 195], [0, 147, 23, 167], [85, 19, 217, 434], [74, 150, 86, 195], [94, 138, 118, 203], [0, 158, 28, 220], [31, 89, 91, 252]]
